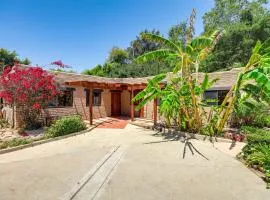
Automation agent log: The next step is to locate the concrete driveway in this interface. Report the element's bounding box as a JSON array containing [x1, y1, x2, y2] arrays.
[[0, 124, 269, 200]]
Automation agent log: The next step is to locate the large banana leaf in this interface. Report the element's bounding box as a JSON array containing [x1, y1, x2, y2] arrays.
[[135, 49, 178, 63], [141, 33, 181, 53], [190, 37, 212, 50]]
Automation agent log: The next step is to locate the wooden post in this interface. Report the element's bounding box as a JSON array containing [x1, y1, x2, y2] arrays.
[[131, 88, 134, 121], [153, 98, 157, 124], [89, 88, 93, 125]]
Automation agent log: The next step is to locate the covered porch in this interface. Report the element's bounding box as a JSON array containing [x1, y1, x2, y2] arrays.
[[65, 80, 158, 125]]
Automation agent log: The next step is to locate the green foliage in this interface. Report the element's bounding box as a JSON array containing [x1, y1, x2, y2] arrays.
[[0, 48, 30, 73], [50, 68, 76, 73], [243, 142, 270, 168], [133, 22, 220, 132], [45, 116, 87, 138], [168, 21, 188, 45], [0, 119, 9, 129], [201, 0, 270, 73], [82, 29, 171, 78], [231, 100, 269, 127], [0, 138, 32, 149], [83, 64, 106, 76], [240, 126, 270, 144], [127, 29, 163, 59], [203, 0, 268, 33], [240, 125, 270, 187], [253, 115, 270, 127], [208, 38, 270, 134], [108, 47, 128, 64]]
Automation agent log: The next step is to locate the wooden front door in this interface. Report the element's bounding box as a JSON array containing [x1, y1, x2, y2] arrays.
[[111, 91, 121, 116]]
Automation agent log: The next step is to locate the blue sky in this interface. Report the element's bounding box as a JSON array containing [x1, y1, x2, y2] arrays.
[[0, 0, 214, 72]]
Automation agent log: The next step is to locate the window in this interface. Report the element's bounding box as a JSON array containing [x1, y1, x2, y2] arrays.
[[203, 90, 229, 106], [85, 89, 102, 106], [157, 98, 161, 106], [58, 90, 73, 107], [48, 88, 74, 107], [218, 90, 229, 105], [0, 98, 3, 109]]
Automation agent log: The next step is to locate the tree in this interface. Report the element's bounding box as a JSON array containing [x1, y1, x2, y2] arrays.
[[82, 29, 172, 78], [108, 47, 128, 64], [168, 21, 188, 46], [0, 65, 58, 129], [126, 29, 163, 59], [203, 0, 268, 33], [83, 64, 106, 76], [201, 11, 270, 72], [0, 48, 30, 73]]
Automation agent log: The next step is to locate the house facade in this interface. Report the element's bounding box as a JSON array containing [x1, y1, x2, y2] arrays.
[[0, 67, 243, 128]]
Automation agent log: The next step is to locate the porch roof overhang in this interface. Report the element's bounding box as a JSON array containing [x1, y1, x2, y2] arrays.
[[65, 80, 148, 90]]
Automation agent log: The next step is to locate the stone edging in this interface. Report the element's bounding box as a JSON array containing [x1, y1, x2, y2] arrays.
[[0, 126, 96, 155], [129, 121, 234, 143]]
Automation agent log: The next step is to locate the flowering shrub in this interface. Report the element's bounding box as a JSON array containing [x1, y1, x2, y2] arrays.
[[0, 64, 58, 129], [51, 60, 70, 68]]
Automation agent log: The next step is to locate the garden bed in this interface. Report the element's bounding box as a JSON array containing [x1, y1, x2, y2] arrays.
[[237, 126, 270, 189], [0, 116, 89, 153]]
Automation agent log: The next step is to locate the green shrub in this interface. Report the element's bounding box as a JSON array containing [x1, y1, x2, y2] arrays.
[[242, 143, 270, 188], [253, 115, 270, 128], [240, 125, 270, 188], [0, 119, 9, 129], [240, 126, 270, 144], [45, 115, 87, 138], [0, 138, 32, 149]]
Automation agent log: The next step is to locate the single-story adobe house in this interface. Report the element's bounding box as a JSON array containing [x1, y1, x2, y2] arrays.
[[0, 67, 243, 128]]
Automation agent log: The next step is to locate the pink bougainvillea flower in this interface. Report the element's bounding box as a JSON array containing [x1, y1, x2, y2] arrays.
[[51, 60, 70, 68], [0, 64, 59, 107], [32, 103, 41, 110]]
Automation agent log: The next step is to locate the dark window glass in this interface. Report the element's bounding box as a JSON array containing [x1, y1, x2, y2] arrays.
[[93, 90, 102, 106], [86, 89, 102, 106], [48, 88, 74, 107], [58, 90, 73, 107], [0, 98, 3, 109], [203, 90, 230, 106], [203, 91, 218, 106], [86, 89, 90, 107], [157, 98, 161, 106], [218, 90, 229, 105]]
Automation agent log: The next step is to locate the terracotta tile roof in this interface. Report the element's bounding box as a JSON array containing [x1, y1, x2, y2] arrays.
[[51, 71, 151, 85], [197, 68, 243, 90], [52, 67, 243, 89]]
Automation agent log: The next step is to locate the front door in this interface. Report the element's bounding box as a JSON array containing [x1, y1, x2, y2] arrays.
[[111, 91, 121, 116]]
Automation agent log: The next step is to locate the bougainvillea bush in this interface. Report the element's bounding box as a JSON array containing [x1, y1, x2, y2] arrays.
[[0, 64, 58, 129]]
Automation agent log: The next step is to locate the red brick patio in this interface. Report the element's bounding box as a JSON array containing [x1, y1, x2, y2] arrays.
[[95, 117, 129, 129]]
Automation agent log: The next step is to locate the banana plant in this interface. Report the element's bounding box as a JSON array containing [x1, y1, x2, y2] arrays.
[[133, 30, 221, 132], [214, 39, 270, 134]]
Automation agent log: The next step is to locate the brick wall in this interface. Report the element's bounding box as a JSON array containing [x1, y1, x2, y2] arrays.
[[43, 87, 112, 122], [2, 86, 159, 128]]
